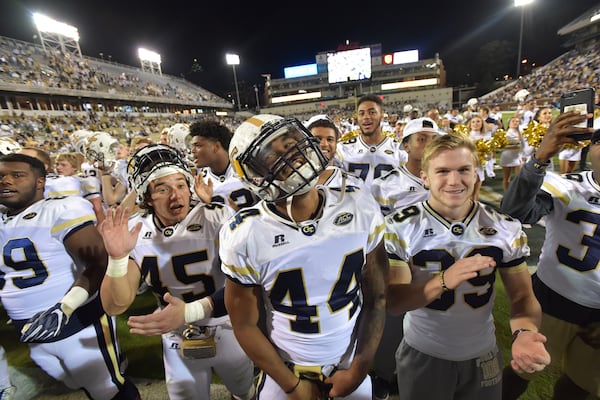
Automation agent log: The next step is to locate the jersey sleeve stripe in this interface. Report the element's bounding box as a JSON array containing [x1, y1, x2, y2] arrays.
[[51, 215, 96, 235], [222, 262, 259, 279], [542, 181, 570, 205], [368, 222, 386, 243]]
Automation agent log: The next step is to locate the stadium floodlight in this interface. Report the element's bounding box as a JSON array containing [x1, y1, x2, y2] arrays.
[[138, 48, 162, 75], [514, 0, 535, 79], [226, 53, 242, 111], [32, 12, 82, 58]]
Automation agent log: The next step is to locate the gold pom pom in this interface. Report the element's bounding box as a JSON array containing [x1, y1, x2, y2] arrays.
[[452, 124, 469, 138], [522, 121, 548, 148]]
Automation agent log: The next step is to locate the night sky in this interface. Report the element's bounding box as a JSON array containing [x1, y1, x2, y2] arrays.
[[0, 0, 598, 97]]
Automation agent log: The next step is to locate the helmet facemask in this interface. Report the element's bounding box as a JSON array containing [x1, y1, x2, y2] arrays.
[[235, 118, 328, 202], [128, 144, 194, 204]]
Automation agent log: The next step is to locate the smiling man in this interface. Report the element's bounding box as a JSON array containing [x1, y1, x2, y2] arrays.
[[385, 134, 550, 400], [337, 95, 407, 189]]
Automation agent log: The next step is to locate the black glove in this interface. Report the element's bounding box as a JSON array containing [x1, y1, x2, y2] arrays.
[[20, 303, 70, 343]]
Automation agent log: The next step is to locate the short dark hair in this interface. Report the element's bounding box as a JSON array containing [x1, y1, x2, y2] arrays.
[[189, 119, 233, 150], [0, 153, 47, 177], [307, 118, 341, 139], [357, 94, 383, 110]]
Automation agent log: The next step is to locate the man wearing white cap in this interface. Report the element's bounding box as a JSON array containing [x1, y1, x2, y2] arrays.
[[368, 117, 443, 400], [371, 117, 444, 215]]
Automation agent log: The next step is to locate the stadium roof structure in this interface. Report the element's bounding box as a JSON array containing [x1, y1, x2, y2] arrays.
[[557, 3, 600, 36]]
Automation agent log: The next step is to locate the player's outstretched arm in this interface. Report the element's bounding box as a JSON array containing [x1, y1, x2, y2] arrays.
[[193, 173, 213, 204], [501, 111, 593, 223], [325, 240, 388, 398], [500, 266, 551, 374], [98, 206, 143, 315]]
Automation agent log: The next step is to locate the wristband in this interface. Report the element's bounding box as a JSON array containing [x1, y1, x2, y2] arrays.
[[60, 286, 89, 316], [511, 328, 532, 343], [106, 255, 130, 278], [285, 377, 301, 394], [439, 270, 450, 292], [184, 297, 214, 324], [531, 155, 550, 170]]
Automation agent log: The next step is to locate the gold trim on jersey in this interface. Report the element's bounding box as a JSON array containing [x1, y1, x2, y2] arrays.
[[512, 234, 528, 250], [542, 181, 570, 205], [47, 190, 81, 197], [389, 259, 409, 269], [499, 261, 528, 274], [100, 314, 126, 384], [50, 214, 96, 234], [222, 262, 259, 279], [422, 200, 478, 229], [368, 222, 386, 244], [384, 231, 406, 252]]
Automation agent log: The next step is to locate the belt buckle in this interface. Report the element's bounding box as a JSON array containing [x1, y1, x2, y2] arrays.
[[180, 325, 216, 359]]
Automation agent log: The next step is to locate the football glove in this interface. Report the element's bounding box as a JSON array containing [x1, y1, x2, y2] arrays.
[[20, 303, 70, 343]]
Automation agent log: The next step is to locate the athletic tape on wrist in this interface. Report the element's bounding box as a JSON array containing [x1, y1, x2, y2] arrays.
[[106, 256, 129, 278], [60, 286, 89, 316], [184, 297, 213, 324]]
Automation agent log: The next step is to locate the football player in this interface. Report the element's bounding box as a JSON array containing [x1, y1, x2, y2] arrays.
[[189, 118, 259, 211], [305, 114, 364, 188], [385, 134, 550, 400], [368, 116, 443, 399], [371, 117, 444, 216], [0, 153, 139, 399], [221, 114, 388, 399], [98, 144, 255, 400], [336, 95, 407, 189], [501, 111, 599, 400]]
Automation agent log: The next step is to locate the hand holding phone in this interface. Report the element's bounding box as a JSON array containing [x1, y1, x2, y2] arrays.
[[560, 88, 595, 140]]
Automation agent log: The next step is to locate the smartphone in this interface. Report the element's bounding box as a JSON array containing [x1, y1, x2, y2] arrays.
[[560, 87, 595, 140]]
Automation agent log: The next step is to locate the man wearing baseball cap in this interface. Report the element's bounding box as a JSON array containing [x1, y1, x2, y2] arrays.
[[371, 117, 444, 215], [369, 117, 443, 400]]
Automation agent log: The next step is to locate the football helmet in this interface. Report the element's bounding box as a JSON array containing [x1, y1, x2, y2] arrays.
[[128, 143, 194, 203], [0, 137, 21, 155], [71, 129, 94, 155], [167, 123, 191, 152], [85, 131, 120, 167], [229, 114, 328, 202]]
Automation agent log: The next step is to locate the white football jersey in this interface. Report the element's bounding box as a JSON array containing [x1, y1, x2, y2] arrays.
[[385, 201, 529, 361], [77, 175, 101, 201], [198, 165, 258, 210], [112, 159, 129, 189], [536, 171, 600, 308], [371, 166, 429, 215], [129, 202, 234, 326], [319, 166, 365, 189], [44, 174, 81, 198], [336, 135, 407, 189], [0, 196, 96, 321], [220, 186, 385, 366]]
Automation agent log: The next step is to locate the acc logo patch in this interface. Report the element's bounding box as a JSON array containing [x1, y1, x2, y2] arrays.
[[163, 227, 175, 237], [187, 224, 202, 232], [479, 227, 498, 236], [23, 212, 37, 220], [334, 212, 354, 226], [450, 223, 465, 236], [384, 149, 394, 154]]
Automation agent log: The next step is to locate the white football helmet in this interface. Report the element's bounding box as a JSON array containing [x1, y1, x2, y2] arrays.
[[167, 123, 191, 152], [71, 129, 95, 155], [128, 143, 194, 204], [0, 137, 21, 155], [85, 131, 120, 167], [229, 114, 328, 202], [467, 98, 479, 108]]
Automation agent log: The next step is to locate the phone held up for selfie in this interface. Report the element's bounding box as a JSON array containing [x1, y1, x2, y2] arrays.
[[560, 87, 595, 141]]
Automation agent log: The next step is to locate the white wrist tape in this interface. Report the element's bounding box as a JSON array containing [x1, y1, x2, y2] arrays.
[[60, 286, 89, 316], [106, 255, 129, 278], [184, 297, 214, 324]]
